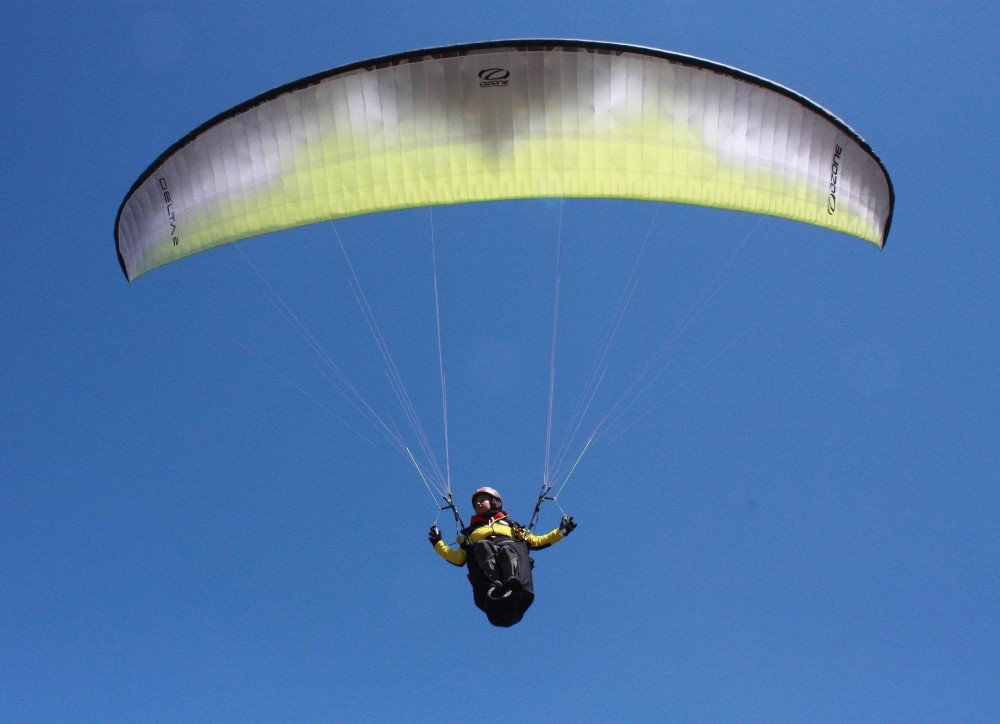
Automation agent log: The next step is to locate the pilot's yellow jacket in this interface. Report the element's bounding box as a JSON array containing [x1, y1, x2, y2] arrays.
[[433, 511, 565, 566]]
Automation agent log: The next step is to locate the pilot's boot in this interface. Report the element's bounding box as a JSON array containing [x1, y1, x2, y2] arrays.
[[474, 540, 502, 586], [497, 545, 522, 593]]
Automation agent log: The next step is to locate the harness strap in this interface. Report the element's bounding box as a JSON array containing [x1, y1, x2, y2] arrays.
[[528, 483, 554, 531], [440, 493, 467, 536]]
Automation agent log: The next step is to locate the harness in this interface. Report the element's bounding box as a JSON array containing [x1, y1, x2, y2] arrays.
[[461, 512, 522, 547]]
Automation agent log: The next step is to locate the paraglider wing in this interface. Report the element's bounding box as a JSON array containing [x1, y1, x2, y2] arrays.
[[116, 40, 893, 282]]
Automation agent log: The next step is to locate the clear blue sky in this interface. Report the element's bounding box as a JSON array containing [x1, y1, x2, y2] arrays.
[[3, 2, 997, 720]]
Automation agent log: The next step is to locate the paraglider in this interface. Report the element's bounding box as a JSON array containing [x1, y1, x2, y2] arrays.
[[116, 40, 893, 625], [429, 487, 576, 627]]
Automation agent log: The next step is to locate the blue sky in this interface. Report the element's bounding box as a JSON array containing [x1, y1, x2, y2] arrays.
[[2, 2, 997, 720]]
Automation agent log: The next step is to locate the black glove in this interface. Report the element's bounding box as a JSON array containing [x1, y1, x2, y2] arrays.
[[558, 515, 577, 536], [428, 525, 442, 545]]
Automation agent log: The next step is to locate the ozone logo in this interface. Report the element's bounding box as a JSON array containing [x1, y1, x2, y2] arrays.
[[478, 68, 510, 87], [828, 144, 843, 215]]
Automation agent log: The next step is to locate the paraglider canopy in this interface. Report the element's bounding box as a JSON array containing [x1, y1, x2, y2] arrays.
[[115, 39, 893, 282]]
